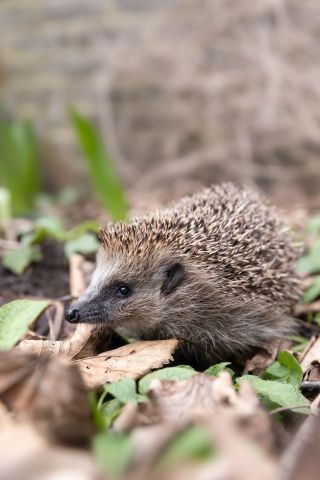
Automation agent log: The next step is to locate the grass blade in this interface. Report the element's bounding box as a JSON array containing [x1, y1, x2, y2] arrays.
[[70, 107, 128, 221]]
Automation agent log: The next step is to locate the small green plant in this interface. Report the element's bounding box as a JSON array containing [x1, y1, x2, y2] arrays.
[[2, 217, 99, 275], [237, 351, 309, 414], [70, 107, 128, 221], [0, 110, 40, 216]]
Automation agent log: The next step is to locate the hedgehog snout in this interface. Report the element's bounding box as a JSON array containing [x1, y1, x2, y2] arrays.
[[65, 296, 112, 324], [65, 304, 81, 323]]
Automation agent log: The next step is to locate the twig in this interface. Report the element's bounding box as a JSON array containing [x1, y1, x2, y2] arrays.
[[47, 301, 64, 341], [0, 239, 19, 251], [69, 254, 87, 298], [280, 414, 319, 480], [295, 302, 320, 315], [56, 294, 74, 302]]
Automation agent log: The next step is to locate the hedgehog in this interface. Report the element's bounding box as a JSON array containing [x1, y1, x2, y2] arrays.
[[65, 183, 301, 363]]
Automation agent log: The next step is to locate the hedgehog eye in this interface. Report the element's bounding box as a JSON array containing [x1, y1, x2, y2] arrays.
[[116, 284, 131, 297]]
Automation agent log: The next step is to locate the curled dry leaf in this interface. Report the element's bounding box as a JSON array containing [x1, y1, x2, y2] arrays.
[[15, 253, 96, 360], [0, 350, 94, 445], [17, 323, 99, 360], [75, 339, 179, 390]]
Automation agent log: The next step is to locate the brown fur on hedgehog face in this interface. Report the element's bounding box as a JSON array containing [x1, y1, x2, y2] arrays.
[[67, 245, 192, 335], [65, 183, 300, 362]]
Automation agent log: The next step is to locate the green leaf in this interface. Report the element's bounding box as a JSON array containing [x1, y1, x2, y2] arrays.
[[263, 351, 303, 386], [106, 378, 146, 404], [56, 187, 80, 206], [70, 107, 128, 221], [138, 366, 196, 394], [67, 220, 99, 240], [64, 232, 99, 258], [102, 399, 123, 427], [92, 431, 133, 477], [0, 299, 50, 350], [314, 313, 320, 326], [238, 375, 309, 413], [157, 425, 214, 469], [277, 351, 303, 385], [173, 364, 195, 370], [303, 276, 320, 304], [88, 392, 106, 430], [205, 362, 234, 377], [2, 244, 42, 274], [30, 217, 67, 243], [287, 335, 309, 353], [263, 361, 288, 381]]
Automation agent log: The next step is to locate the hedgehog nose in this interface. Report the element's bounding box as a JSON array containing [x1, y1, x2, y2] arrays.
[[65, 306, 80, 323]]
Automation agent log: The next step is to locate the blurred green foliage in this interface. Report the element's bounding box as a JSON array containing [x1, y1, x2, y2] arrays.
[[0, 106, 128, 222], [0, 110, 40, 215], [93, 431, 133, 478], [70, 107, 128, 221], [0, 299, 50, 350], [297, 213, 320, 309], [3, 217, 99, 275]]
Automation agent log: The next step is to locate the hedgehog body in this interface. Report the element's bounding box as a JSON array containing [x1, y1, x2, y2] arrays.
[[66, 183, 300, 362]]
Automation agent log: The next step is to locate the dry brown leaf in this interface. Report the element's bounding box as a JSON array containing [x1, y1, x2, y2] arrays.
[[202, 410, 279, 480], [0, 401, 12, 429], [115, 373, 279, 480], [281, 415, 320, 480], [299, 336, 320, 371], [17, 323, 99, 360], [0, 350, 94, 445], [75, 339, 179, 390], [46, 300, 64, 341], [15, 252, 97, 360], [114, 372, 277, 454], [0, 423, 102, 480]]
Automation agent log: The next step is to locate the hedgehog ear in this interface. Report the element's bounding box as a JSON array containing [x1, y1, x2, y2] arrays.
[[161, 262, 184, 294]]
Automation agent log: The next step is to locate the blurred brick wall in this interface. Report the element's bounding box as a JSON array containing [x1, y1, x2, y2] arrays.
[[0, 0, 171, 189], [1, 0, 320, 208]]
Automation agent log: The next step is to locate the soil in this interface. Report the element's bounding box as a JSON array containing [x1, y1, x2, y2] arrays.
[[0, 239, 70, 306]]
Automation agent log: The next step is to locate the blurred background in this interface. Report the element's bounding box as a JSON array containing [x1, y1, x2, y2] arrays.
[[2, 4, 320, 478], [1, 0, 320, 224]]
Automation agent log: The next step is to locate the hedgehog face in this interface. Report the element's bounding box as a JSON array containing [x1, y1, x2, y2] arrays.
[[65, 246, 186, 334]]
